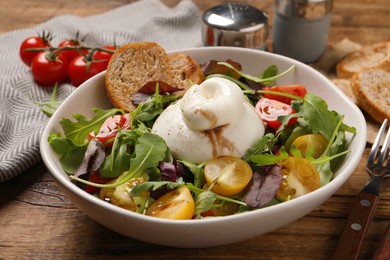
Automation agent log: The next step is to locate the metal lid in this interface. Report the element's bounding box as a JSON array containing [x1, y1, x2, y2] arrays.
[[275, 0, 333, 19], [201, 3, 268, 50]]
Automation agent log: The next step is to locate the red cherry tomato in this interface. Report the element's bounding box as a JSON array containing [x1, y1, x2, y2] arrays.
[[19, 36, 51, 66], [93, 45, 116, 69], [58, 39, 83, 62], [30, 51, 68, 86], [88, 114, 131, 146], [200, 210, 215, 218], [255, 97, 298, 130], [85, 171, 114, 194], [67, 56, 107, 87], [262, 85, 307, 104]]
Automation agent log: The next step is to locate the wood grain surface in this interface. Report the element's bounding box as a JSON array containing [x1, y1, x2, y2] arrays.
[[0, 0, 389, 259]]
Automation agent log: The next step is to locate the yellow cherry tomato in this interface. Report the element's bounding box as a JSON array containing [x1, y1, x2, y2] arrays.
[[204, 156, 253, 196], [210, 201, 240, 216], [276, 157, 320, 201], [146, 186, 195, 220], [99, 177, 144, 212], [291, 134, 328, 158]]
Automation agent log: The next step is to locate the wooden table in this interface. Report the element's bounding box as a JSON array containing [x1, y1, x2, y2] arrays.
[[0, 0, 389, 259]]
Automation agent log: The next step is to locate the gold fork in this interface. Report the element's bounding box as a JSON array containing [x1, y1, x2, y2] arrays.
[[332, 119, 390, 260]]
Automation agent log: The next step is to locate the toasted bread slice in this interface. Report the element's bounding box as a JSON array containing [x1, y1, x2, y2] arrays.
[[105, 42, 205, 112], [336, 41, 390, 78], [105, 42, 175, 112], [169, 53, 205, 94], [351, 68, 390, 123]]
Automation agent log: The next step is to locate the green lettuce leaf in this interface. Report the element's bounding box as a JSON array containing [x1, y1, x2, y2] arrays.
[[60, 107, 122, 146], [303, 93, 340, 141], [48, 133, 87, 174], [130, 181, 182, 197], [88, 132, 168, 188], [99, 130, 138, 178]]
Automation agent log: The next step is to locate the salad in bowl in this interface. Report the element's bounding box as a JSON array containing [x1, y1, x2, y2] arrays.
[[40, 45, 366, 248]]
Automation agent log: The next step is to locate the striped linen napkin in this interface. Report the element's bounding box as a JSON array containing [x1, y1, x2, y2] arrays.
[[0, 0, 202, 182]]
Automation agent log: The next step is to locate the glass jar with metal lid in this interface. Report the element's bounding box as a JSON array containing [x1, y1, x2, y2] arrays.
[[202, 3, 268, 50], [272, 0, 333, 63]]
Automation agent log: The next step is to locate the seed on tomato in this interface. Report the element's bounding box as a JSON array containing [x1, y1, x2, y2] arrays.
[[262, 85, 307, 104], [276, 157, 320, 201], [255, 97, 297, 130], [88, 114, 130, 146]]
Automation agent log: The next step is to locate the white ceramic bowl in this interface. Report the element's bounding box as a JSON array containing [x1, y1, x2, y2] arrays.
[[40, 47, 366, 248]]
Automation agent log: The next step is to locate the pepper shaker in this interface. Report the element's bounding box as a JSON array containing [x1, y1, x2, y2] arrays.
[[202, 3, 268, 50], [272, 0, 333, 63]]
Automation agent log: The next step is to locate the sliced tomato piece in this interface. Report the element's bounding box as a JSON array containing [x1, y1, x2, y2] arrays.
[[204, 156, 253, 196], [276, 157, 321, 201], [290, 134, 328, 158], [88, 114, 130, 146], [262, 85, 307, 104], [146, 186, 195, 220], [85, 171, 114, 194], [255, 97, 297, 130]]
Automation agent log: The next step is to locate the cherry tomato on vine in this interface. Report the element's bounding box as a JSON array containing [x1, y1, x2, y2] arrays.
[[58, 39, 84, 62], [255, 97, 298, 130], [19, 33, 51, 66], [67, 56, 106, 87], [262, 85, 307, 104], [93, 45, 116, 69], [31, 51, 68, 86]]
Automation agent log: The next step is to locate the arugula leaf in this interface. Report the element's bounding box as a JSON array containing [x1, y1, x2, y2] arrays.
[[283, 125, 311, 152], [129, 133, 167, 174], [305, 116, 351, 186], [193, 190, 216, 215], [247, 147, 289, 166], [178, 160, 205, 189], [260, 65, 278, 85], [303, 93, 341, 141], [60, 108, 122, 146], [48, 133, 87, 174], [99, 130, 137, 178], [88, 132, 168, 188], [206, 73, 253, 91], [130, 181, 182, 197], [186, 183, 247, 209], [131, 90, 178, 129], [242, 133, 276, 161], [217, 61, 295, 84], [34, 83, 63, 117]]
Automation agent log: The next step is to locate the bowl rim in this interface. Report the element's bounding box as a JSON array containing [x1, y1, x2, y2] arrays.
[[40, 46, 367, 226]]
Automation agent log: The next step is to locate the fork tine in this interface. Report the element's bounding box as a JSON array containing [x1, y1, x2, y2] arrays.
[[369, 119, 388, 164], [380, 119, 390, 166]]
